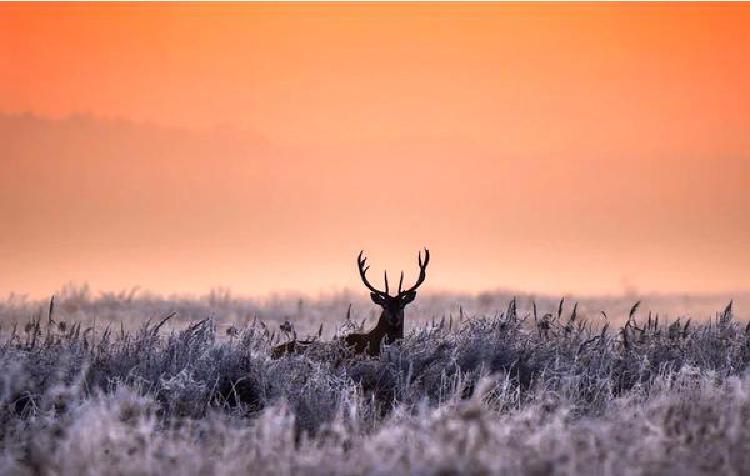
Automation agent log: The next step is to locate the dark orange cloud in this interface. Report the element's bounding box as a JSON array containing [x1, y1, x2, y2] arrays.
[[1, 3, 748, 297]]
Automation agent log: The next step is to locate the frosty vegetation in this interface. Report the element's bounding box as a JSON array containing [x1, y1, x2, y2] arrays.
[[1, 288, 749, 475]]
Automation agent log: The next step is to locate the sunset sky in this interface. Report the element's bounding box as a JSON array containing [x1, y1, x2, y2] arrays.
[[1, 3, 748, 298]]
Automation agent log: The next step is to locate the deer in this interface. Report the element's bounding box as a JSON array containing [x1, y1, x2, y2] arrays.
[[270, 249, 431, 358], [343, 249, 430, 355]]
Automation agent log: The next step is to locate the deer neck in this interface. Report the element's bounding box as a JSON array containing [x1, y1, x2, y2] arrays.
[[370, 309, 402, 343]]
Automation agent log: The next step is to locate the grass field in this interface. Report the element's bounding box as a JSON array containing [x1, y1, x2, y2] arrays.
[[2, 288, 749, 475]]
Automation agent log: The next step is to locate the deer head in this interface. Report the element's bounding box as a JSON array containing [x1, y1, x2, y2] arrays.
[[357, 249, 430, 340]]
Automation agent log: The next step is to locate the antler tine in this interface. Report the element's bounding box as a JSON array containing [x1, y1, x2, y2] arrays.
[[401, 248, 431, 295], [357, 250, 386, 295], [384, 270, 389, 295], [398, 271, 404, 294]]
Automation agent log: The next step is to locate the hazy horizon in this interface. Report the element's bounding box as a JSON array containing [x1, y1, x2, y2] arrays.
[[2, 4, 748, 298]]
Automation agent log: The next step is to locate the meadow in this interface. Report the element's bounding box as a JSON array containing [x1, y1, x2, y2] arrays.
[[1, 286, 749, 475]]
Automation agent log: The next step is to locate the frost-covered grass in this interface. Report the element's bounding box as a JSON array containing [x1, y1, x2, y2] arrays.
[[1, 292, 749, 475]]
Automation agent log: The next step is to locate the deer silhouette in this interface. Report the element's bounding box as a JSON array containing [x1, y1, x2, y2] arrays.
[[271, 249, 430, 358], [342, 249, 430, 355]]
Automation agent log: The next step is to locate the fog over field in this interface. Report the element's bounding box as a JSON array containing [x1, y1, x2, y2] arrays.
[[2, 284, 748, 336]]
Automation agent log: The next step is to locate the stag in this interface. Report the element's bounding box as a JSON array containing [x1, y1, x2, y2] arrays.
[[270, 249, 430, 358], [342, 249, 430, 356]]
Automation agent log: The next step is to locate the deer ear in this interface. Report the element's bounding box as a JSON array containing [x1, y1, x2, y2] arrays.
[[370, 292, 387, 306], [400, 290, 417, 305]]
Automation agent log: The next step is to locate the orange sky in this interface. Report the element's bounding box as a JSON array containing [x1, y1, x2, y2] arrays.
[[1, 3, 749, 298]]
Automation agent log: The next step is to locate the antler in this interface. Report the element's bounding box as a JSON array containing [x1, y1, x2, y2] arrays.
[[357, 250, 389, 296], [400, 248, 430, 295]]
